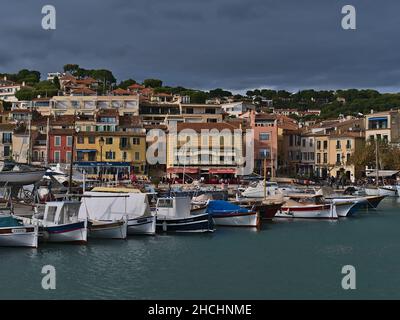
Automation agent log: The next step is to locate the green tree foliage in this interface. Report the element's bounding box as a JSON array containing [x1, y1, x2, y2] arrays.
[[15, 80, 58, 100], [0, 69, 41, 85], [209, 88, 232, 98], [117, 79, 136, 89], [143, 79, 163, 88], [53, 76, 60, 90]]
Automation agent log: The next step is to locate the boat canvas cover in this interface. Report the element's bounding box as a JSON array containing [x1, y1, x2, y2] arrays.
[[206, 200, 250, 215], [78, 192, 151, 220], [0, 216, 21, 228]]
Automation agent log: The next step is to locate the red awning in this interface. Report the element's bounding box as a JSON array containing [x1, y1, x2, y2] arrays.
[[208, 168, 237, 174], [167, 167, 199, 174]]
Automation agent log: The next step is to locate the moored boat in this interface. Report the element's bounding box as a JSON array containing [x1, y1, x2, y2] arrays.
[[277, 195, 338, 219], [26, 201, 87, 243], [378, 186, 397, 197], [0, 215, 38, 248], [231, 198, 283, 220], [156, 197, 214, 233], [206, 200, 260, 227], [81, 188, 156, 236]]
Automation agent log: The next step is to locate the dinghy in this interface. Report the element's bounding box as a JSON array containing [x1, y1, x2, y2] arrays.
[[156, 197, 214, 233], [0, 215, 38, 248], [206, 200, 260, 227]]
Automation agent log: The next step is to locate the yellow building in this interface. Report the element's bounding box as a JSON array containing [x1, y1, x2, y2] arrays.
[[166, 122, 244, 181], [75, 131, 147, 177], [315, 132, 364, 181]]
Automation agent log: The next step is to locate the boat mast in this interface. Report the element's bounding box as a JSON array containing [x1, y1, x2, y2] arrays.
[[68, 112, 76, 194], [27, 117, 32, 165], [45, 117, 49, 166], [375, 139, 379, 187], [263, 156, 267, 199]]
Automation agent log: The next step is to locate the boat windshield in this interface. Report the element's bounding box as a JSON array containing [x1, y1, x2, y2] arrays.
[[158, 199, 173, 208], [58, 203, 81, 224]]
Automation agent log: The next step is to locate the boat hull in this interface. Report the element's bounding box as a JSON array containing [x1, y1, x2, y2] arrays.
[[0, 170, 46, 186], [333, 201, 357, 217], [89, 220, 127, 239], [212, 212, 260, 227], [42, 221, 87, 243], [365, 187, 380, 196], [278, 204, 338, 219], [0, 225, 38, 248], [378, 187, 397, 197], [127, 216, 156, 235], [156, 213, 214, 233]]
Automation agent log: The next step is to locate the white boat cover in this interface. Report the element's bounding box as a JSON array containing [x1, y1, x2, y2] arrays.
[[78, 192, 151, 220]]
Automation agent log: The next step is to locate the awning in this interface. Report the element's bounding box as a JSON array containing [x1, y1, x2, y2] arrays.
[[75, 161, 131, 167], [366, 170, 399, 177], [167, 167, 199, 174], [77, 149, 97, 153], [208, 168, 237, 174], [368, 117, 387, 121]]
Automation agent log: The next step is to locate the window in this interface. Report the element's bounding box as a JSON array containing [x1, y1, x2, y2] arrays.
[[158, 198, 173, 208], [289, 135, 293, 147], [317, 153, 321, 164], [122, 151, 127, 161], [346, 153, 351, 163], [77, 151, 84, 161], [120, 137, 129, 148], [66, 151, 72, 162], [54, 151, 60, 162], [346, 140, 351, 149], [302, 139, 306, 147], [317, 141, 321, 150], [310, 152, 315, 161], [88, 136, 95, 144], [88, 152, 96, 161], [2, 133, 12, 144], [323, 141, 328, 149], [106, 137, 113, 145], [135, 152, 140, 161], [323, 153, 327, 164], [383, 135, 388, 142], [46, 206, 57, 223], [309, 139, 313, 147], [54, 136, 61, 147], [77, 136, 84, 144], [259, 133, 270, 141], [3, 146, 10, 157], [67, 136, 73, 147], [132, 137, 140, 145], [259, 148, 270, 158], [105, 151, 115, 160], [336, 153, 341, 164], [336, 140, 341, 149]]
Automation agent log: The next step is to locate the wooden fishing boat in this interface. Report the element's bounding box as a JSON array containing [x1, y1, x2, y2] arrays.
[[156, 197, 214, 233], [277, 195, 338, 219], [0, 215, 38, 248], [206, 200, 260, 227], [26, 201, 87, 243]]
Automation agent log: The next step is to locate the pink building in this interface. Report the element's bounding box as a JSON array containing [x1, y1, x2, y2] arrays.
[[248, 111, 278, 176]]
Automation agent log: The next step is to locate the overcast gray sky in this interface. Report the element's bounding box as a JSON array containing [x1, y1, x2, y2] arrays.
[[0, 0, 399, 93]]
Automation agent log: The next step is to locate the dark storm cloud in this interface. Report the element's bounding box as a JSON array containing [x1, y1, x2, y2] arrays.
[[1, 0, 400, 92]]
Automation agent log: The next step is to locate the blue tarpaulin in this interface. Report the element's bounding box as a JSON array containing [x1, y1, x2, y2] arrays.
[[206, 200, 249, 215]]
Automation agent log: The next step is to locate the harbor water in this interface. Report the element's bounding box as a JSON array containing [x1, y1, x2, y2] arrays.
[[1, 197, 400, 300]]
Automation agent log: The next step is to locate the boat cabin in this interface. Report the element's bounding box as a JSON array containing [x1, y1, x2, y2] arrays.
[[156, 197, 191, 218], [43, 201, 82, 225]]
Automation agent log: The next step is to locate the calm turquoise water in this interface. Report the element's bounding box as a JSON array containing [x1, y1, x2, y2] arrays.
[[1, 197, 400, 300]]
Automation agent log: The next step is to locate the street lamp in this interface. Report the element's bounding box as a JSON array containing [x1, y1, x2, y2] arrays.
[[99, 137, 104, 182]]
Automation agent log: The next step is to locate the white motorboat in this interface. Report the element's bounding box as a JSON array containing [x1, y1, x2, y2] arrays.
[[0, 165, 46, 186], [277, 195, 338, 219], [0, 215, 38, 248], [241, 181, 281, 198]]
